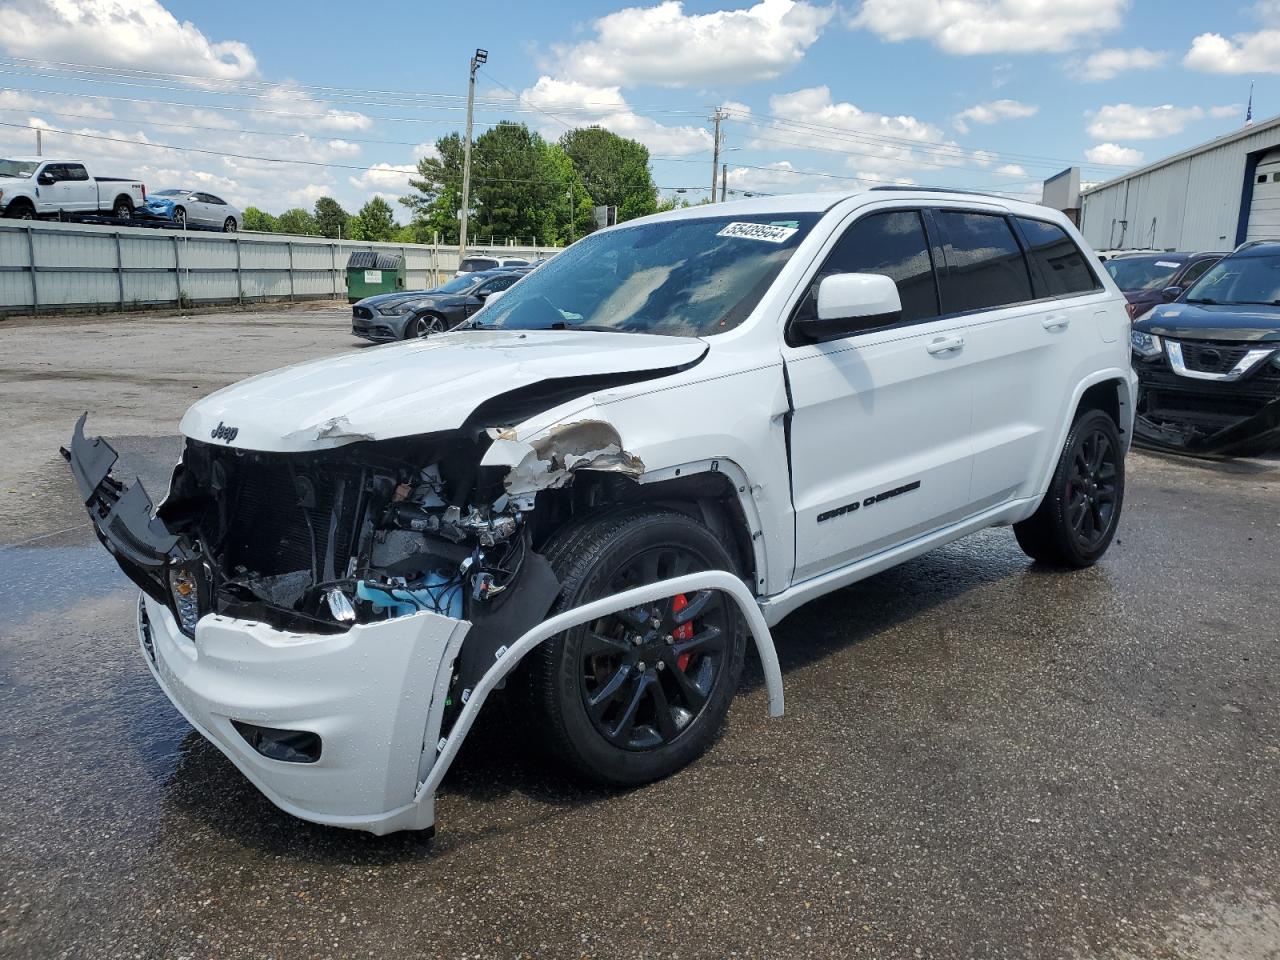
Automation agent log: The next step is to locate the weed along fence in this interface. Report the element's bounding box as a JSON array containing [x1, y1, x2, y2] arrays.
[[0, 220, 559, 316]]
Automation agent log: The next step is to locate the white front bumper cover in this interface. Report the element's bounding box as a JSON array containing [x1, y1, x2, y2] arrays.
[[138, 570, 784, 836]]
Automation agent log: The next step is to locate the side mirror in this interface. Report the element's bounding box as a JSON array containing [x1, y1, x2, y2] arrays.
[[794, 273, 903, 343], [1160, 286, 1183, 302], [37, 172, 56, 185]]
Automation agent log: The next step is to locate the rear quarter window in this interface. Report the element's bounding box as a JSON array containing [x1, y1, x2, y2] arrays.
[[1015, 217, 1101, 297]]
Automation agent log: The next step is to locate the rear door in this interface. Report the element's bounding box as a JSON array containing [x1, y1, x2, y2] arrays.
[[949, 212, 1108, 506], [61, 164, 96, 211], [783, 206, 980, 583]]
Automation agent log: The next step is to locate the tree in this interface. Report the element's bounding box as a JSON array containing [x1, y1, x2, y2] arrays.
[[559, 127, 658, 224], [276, 208, 318, 236], [401, 132, 465, 243], [348, 197, 397, 242], [242, 206, 277, 232], [313, 197, 351, 239], [538, 141, 595, 245]]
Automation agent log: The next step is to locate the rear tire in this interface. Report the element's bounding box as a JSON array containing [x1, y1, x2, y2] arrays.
[[528, 506, 747, 787], [113, 197, 133, 220], [1014, 409, 1125, 567]]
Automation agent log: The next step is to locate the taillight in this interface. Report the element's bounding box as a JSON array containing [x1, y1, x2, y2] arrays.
[[141, 183, 147, 200]]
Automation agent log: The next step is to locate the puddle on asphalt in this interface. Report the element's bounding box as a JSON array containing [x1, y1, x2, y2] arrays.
[[0, 543, 129, 624]]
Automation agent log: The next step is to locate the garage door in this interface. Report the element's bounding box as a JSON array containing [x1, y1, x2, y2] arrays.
[[1246, 149, 1280, 242]]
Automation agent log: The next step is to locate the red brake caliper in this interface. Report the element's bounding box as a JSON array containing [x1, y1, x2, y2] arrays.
[[672, 593, 694, 671]]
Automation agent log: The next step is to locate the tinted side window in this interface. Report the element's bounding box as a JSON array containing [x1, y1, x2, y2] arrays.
[[64, 164, 89, 181], [1179, 258, 1218, 287], [935, 211, 1033, 313], [797, 210, 940, 327], [1016, 217, 1099, 297], [42, 165, 65, 181]]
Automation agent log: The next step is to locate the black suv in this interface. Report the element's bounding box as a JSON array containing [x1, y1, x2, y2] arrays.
[[1130, 240, 1280, 455]]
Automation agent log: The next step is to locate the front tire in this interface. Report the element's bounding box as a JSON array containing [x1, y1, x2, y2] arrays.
[[223, 217, 237, 233], [1014, 409, 1125, 567], [408, 313, 446, 338], [6, 200, 35, 220], [172, 206, 187, 228], [529, 507, 747, 786]]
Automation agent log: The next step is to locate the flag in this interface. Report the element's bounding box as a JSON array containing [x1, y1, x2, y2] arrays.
[[1246, 81, 1254, 127]]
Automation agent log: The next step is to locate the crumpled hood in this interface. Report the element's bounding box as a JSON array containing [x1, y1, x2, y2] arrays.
[[144, 196, 177, 214], [1135, 302, 1280, 342], [180, 329, 707, 452]]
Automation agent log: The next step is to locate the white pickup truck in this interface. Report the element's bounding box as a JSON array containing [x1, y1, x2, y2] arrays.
[[0, 156, 146, 220]]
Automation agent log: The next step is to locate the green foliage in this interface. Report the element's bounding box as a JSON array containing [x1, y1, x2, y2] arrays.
[[400, 133, 465, 243], [313, 197, 351, 239], [559, 127, 658, 223], [242, 206, 277, 232], [348, 197, 398, 242], [276, 208, 318, 236]]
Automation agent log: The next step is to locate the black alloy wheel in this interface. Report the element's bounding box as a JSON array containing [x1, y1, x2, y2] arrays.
[[1065, 426, 1119, 552], [1014, 408, 1125, 567], [578, 548, 730, 751], [411, 314, 446, 338], [529, 506, 747, 786]]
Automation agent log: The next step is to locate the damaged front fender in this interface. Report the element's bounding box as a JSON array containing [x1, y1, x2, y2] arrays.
[[482, 419, 645, 500]]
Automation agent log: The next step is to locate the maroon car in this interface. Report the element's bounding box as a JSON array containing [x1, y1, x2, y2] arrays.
[[1105, 252, 1227, 321]]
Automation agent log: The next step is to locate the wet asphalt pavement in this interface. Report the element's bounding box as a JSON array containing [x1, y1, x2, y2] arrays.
[[2, 305, 1280, 959]]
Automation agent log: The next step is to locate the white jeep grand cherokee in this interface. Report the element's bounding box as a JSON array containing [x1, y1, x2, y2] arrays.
[[67, 189, 1135, 835]]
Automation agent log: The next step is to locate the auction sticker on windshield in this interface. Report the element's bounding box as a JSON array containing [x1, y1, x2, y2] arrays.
[[717, 222, 799, 243]]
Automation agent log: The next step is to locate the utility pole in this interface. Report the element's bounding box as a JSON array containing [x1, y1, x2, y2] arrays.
[[710, 107, 724, 202], [459, 47, 488, 262], [35, 126, 42, 157], [721, 163, 728, 203]]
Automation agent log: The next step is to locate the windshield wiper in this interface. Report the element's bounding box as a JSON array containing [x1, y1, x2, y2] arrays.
[[1230, 300, 1280, 307], [1185, 297, 1218, 304]]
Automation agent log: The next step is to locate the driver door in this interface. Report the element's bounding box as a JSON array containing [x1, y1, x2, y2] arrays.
[[782, 207, 979, 583]]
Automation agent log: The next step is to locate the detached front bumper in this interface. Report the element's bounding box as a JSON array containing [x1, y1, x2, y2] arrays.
[[139, 593, 469, 835]]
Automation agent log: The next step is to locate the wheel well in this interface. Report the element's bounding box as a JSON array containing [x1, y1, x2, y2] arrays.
[[113, 194, 133, 210], [1075, 379, 1123, 431], [531, 471, 758, 590], [6, 197, 34, 213]]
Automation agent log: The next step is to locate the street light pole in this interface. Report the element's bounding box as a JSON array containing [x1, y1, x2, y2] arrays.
[[459, 47, 487, 263]]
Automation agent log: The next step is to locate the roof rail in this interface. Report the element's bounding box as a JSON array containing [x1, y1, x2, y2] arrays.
[[868, 185, 1012, 199]]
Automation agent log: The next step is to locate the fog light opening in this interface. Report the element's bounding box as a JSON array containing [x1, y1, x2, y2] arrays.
[[232, 721, 322, 764]]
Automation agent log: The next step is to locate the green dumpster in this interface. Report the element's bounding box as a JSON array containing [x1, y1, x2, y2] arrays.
[[346, 251, 406, 302]]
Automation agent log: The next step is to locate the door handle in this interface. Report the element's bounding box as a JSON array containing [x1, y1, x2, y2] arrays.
[[926, 335, 965, 355], [1042, 313, 1070, 331]]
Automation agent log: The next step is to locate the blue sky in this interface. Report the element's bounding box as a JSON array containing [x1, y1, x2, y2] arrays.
[[0, 0, 1275, 220]]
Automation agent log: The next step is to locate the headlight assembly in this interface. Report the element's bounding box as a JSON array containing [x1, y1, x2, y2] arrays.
[[1130, 330, 1163, 359], [169, 567, 202, 636]]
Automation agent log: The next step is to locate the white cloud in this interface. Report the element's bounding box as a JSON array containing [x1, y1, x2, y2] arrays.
[[1210, 104, 1244, 119], [1085, 143, 1144, 166], [412, 141, 441, 161], [1184, 30, 1280, 75], [554, 0, 833, 87], [953, 99, 1038, 134], [1071, 47, 1167, 82], [254, 84, 372, 132], [0, 89, 115, 120], [348, 162, 417, 193], [0, 0, 257, 80], [283, 183, 330, 210], [849, 0, 1127, 54], [995, 163, 1028, 178], [721, 100, 753, 120], [761, 86, 973, 177], [1087, 103, 1207, 141], [970, 149, 997, 167], [521, 76, 712, 155], [326, 139, 361, 157]]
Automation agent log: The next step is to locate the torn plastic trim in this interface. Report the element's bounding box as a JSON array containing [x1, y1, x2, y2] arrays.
[[1134, 393, 1280, 457], [416, 569, 784, 813], [62, 414, 195, 604], [483, 419, 645, 500]]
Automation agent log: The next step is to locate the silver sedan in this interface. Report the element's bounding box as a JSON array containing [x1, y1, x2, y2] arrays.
[[142, 189, 242, 232]]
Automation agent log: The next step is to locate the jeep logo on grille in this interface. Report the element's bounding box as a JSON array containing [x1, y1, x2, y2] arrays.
[[210, 421, 239, 444]]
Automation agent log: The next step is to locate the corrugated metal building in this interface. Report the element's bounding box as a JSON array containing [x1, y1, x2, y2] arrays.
[[1079, 112, 1280, 252]]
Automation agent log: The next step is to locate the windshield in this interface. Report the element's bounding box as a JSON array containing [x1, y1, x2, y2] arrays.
[[0, 159, 38, 178], [1104, 256, 1184, 292], [437, 274, 486, 294], [471, 212, 820, 336], [1184, 252, 1280, 305]]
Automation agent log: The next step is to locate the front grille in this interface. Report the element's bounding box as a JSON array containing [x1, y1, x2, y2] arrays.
[[353, 306, 373, 320], [1176, 339, 1254, 375], [1136, 358, 1280, 428], [194, 444, 365, 581]]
